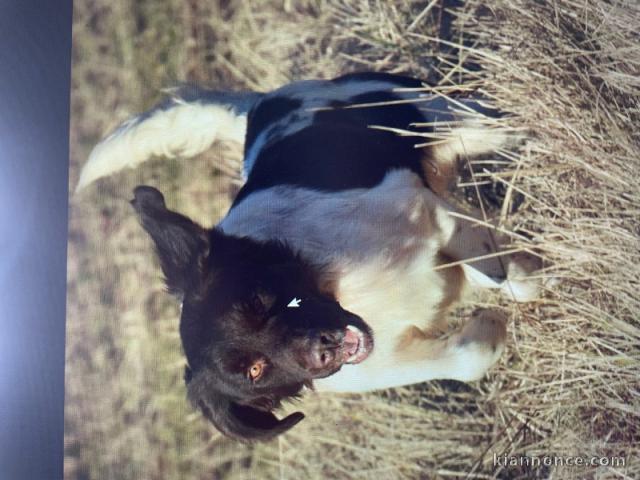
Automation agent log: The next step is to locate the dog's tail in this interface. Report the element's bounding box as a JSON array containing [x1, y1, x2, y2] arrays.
[[76, 87, 263, 192]]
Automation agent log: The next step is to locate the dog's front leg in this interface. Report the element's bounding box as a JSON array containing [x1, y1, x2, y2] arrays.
[[395, 308, 508, 383], [313, 309, 507, 392]]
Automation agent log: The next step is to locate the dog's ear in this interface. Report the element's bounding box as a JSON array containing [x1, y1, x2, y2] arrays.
[[196, 396, 304, 442], [131, 186, 209, 295]]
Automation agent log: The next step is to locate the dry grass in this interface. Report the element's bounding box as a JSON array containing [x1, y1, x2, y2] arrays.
[[65, 1, 639, 479]]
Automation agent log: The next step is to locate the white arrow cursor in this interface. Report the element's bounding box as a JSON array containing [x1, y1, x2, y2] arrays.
[[287, 297, 302, 308]]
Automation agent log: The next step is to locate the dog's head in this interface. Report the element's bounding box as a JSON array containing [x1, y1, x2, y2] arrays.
[[131, 186, 373, 441]]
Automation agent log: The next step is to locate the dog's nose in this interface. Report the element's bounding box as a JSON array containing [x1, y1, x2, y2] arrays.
[[309, 347, 335, 370], [304, 331, 342, 371]]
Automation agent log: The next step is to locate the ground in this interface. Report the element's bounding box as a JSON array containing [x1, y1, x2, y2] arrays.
[[65, 1, 639, 479]]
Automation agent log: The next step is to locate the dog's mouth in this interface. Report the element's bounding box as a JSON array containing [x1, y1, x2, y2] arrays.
[[342, 325, 373, 364]]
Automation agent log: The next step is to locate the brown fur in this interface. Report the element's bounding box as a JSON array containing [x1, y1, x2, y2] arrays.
[[421, 148, 458, 198], [393, 253, 466, 359]]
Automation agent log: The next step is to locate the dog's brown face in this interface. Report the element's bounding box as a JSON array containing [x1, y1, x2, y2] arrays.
[[131, 186, 373, 441]]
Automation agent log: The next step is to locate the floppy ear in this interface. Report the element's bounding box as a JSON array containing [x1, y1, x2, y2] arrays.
[[131, 185, 209, 294], [185, 366, 305, 441], [196, 396, 304, 442]]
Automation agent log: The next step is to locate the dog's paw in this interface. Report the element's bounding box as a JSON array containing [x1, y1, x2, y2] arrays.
[[450, 309, 507, 381], [458, 308, 507, 352], [500, 251, 543, 302]]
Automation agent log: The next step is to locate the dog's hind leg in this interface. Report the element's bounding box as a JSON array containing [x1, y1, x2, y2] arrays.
[[76, 87, 263, 191]]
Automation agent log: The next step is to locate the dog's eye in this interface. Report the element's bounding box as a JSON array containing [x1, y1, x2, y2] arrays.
[[248, 360, 265, 381]]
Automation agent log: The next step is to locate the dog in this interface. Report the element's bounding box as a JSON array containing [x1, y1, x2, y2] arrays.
[[78, 71, 539, 442]]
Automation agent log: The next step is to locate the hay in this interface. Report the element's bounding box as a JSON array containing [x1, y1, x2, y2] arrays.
[[66, 1, 639, 478]]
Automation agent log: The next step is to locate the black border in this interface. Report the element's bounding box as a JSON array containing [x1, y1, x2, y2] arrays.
[[0, 1, 71, 478]]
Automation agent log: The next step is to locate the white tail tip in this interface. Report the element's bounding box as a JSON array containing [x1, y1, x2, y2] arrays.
[[75, 101, 247, 192]]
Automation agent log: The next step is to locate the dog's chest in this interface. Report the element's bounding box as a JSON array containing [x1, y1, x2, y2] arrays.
[[335, 248, 445, 343]]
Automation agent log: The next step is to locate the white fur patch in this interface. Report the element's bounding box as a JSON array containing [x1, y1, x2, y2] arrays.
[[434, 205, 456, 244], [447, 340, 505, 382], [76, 102, 247, 191], [431, 121, 510, 166], [462, 263, 539, 302], [502, 261, 540, 302]]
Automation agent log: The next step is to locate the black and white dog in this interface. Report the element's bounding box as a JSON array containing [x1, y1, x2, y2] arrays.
[[78, 72, 539, 441]]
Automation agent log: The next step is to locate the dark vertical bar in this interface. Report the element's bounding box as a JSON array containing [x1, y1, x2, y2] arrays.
[[0, 1, 72, 479]]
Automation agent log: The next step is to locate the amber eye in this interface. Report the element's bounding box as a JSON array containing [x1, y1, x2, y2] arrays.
[[248, 360, 265, 381]]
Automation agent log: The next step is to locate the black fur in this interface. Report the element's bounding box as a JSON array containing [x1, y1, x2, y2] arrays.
[[233, 123, 426, 207], [245, 96, 302, 156]]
